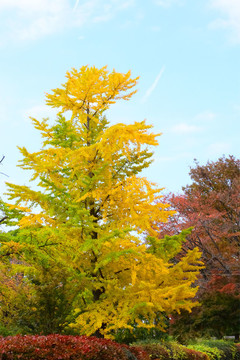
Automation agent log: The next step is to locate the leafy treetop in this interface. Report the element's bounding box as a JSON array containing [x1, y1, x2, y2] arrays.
[[4, 65, 203, 337]]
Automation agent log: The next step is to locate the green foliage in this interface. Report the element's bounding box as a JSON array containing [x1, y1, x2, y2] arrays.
[[1, 65, 203, 337], [235, 345, 240, 360], [12, 263, 80, 335], [114, 322, 169, 345], [131, 340, 240, 360], [133, 341, 209, 360], [134, 342, 171, 360], [197, 340, 238, 360], [170, 292, 240, 342], [187, 340, 240, 360], [197, 293, 240, 339], [0, 227, 80, 335], [187, 344, 223, 360], [0, 323, 16, 336], [0, 334, 238, 360], [147, 228, 193, 262]]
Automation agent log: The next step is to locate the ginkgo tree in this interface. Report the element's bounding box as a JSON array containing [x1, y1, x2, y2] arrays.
[[5, 65, 203, 337]]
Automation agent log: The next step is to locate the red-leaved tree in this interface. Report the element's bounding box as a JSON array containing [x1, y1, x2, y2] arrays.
[[157, 156, 240, 340]]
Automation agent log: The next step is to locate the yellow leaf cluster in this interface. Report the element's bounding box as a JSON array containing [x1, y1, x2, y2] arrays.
[[5, 65, 203, 337], [46, 65, 139, 122]]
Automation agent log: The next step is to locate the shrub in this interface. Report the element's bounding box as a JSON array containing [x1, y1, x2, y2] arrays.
[[133, 340, 240, 360], [183, 348, 209, 360], [132, 342, 209, 360], [132, 343, 171, 360], [0, 334, 139, 360], [114, 326, 169, 345], [199, 340, 238, 360], [128, 346, 150, 360], [187, 344, 223, 360], [235, 344, 240, 360], [187, 340, 240, 360]]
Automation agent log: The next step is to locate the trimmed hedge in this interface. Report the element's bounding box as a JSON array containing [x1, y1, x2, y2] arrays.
[[131, 341, 240, 360], [0, 335, 239, 360], [235, 344, 240, 360], [128, 346, 150, 360], [0, 335, 144, 360], [187, 340, 240, 360], [130, 342, 208, 360]]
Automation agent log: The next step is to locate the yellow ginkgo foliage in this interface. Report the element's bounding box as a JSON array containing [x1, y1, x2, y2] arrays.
[[6, 65, 203, 337]]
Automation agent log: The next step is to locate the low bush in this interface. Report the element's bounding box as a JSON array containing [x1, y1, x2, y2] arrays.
[[0, 335, 238, 360], [186, 344, 223, 360], [132, 343, 170, 360], [198, 340, 239, 360], [128, 346, 150, 360], [187, 340, 240, 360], [130, 342, 208, 360], [235, 344, 240, 360], [0, 334, 140, 360], [183, 348, 209, 360]]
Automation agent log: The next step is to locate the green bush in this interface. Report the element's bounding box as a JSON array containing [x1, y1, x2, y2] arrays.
[[0, 323, 18, 336], [131, 341, 208, 360], [235, 344, 240, 360], [187, 344, 223, 360], [187, 340, 240, 360], [133, 343, 171, 360], [114, 326, 168, 345], [197, 340, 238, 360], [182, 348, 210, 360]]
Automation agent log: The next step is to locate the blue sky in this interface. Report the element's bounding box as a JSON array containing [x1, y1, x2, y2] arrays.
[[0, 0, 239, 197]]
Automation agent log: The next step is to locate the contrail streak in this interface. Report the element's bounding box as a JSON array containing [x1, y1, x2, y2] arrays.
[[73, 0, 80, 11], [142, 66, 165, 102]]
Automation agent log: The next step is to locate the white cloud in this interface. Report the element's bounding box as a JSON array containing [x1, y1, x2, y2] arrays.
[[209, 0, 240, 43], [0, 0, 71, 43], [170, 123, 202, 134], [0, 0, 135, 44], [142, 66, 165, 102]]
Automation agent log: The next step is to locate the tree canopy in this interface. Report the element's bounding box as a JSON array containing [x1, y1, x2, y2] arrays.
[[2, 65, 203, 337], [158, 156, 240, 340]]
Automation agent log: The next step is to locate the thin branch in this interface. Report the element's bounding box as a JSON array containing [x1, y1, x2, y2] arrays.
[[0, 216, 8, 224], [0, 155, 8, 177]]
